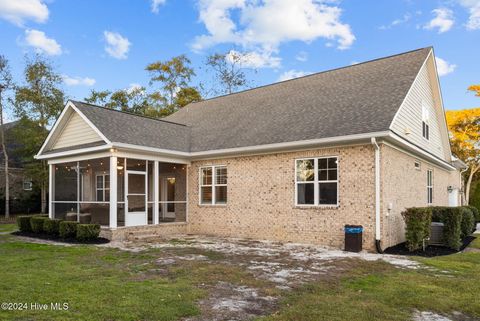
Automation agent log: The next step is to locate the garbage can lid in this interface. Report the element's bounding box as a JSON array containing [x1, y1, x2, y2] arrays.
[[345, 226, 363, 234]]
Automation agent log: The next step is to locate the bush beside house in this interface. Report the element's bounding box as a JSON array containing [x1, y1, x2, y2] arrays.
[[401, 207, 432, 251]]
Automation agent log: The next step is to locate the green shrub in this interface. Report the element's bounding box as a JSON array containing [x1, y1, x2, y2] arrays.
[[466, 205, 480, 223], [76, 224, 101, 242], [59, 221, 78, 239], [43, 219, 62, 236], [459, 207, 475, 237], [16, 215, 32, 233], [431, 206, 462, 250], [30, 216, 48, 233], [402, 207, 432, 251]]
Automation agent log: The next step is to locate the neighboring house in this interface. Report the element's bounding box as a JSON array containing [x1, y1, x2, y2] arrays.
[[0, 121, 38, 215], [35, 47, 464, 251]]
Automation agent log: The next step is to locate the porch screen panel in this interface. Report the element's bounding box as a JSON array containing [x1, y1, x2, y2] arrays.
[[158, 162, 187, 223]]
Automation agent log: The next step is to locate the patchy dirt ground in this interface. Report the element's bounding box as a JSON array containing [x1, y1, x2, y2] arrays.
[[100, 235, 427, 320]]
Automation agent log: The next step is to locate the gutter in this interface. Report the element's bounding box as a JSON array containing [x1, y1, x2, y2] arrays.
[[371, 137, 383, 253]]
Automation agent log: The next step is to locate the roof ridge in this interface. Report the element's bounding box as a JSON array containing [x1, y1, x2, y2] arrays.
[[71, 100, 188, 127], [183, 46, 432, 108]]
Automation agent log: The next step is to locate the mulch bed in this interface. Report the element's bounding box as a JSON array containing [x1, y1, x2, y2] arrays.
[[384, 235, 477, 257], [11, 231, 110, 245]]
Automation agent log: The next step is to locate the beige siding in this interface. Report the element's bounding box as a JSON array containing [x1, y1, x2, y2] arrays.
[[390, 55, 449, 161], [52, 112, 102, 149]]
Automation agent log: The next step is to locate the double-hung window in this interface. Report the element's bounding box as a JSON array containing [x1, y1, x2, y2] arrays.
[[427, 169, 433, 205], [23, 178, 32, 191], [96, 174, 110, 202], [200, 166, 227, 205], [296, 157, 338, 206]]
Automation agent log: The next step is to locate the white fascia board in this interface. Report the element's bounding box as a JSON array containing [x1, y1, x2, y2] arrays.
[[37, 144, 113, 160], [188, 131, 391, 159], [387, 132, 456, 171], [69, 101, 111, 144], [36, 102, 73, 156]]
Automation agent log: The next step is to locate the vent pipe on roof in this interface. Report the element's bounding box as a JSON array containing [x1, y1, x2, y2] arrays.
[[371, 137, 383, 253]]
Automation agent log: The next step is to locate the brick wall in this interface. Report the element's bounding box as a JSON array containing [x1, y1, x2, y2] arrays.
[[187, 145, 378, 251], [380, 144, 462, 248]]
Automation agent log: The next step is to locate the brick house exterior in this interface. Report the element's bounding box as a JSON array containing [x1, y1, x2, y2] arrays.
[[35, 47, 465, 251]]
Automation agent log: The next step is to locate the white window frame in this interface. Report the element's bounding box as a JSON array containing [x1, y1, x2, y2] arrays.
[[422, 104, 430, 141], [96, 173, 110, 202], [23, 178, 33, 191], [199, 165, 227, 205], [295, 156, 339, 207], [427, 169, 433, 205]]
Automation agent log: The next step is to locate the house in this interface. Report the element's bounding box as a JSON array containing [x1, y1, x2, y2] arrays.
[[0, 121, 40, 215], [35, 47, 463, 251]]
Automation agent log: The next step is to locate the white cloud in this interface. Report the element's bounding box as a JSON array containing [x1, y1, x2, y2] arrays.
[[151, 0, 166, 13], [295, 51, 308, 62], [192, 0, 355, 68], [62, 75, 96, 86], [277, 69, 311, 82], [226, 49, 281, 68], [459, 0, 480, 30], [0, 0, 48, 26], [126, 83, 144, 94], [424, 8, 454, 33], [103, 31, 131, 60], [435, 57, 456, 76], [379, 13, 412, 30], [24, 29, 62, 55]]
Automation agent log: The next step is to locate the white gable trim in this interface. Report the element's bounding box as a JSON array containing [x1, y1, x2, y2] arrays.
[[36, 101, 110, 157]]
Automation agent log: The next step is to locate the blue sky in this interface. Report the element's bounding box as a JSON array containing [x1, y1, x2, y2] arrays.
[[0, 0, 479, 122]]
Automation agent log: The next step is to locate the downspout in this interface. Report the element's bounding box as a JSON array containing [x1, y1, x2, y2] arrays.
[[371, 138, 383, 253]]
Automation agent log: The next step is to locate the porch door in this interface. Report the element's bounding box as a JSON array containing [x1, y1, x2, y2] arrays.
[[125, 170, 147, 226], [160, 176, 176, 220]]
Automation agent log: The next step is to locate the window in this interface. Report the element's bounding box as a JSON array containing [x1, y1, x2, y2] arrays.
[[422, 104, 430, 140], [23, 178, 32, 191], [427, 169, 433, 205], [200, 166, 227, 205], [96, 174, 110, 202], [296, 157, 338, 206]]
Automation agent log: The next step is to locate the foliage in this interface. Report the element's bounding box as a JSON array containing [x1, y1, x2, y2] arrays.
[[59, 221, 78, 239], [460, 207, 475, 237], [446, 107, 480, 204], [43, 218, 62, 236], [205, 51, 251, 95], [76, 223, 100, 241], [470, 180, 480, 218], [431, 207, 463, 250], [466, 205, 479, 222], [146, 54, 201, 114], [468, 84, 480, 97], [401, 207, 432, 251], [30, 216, 48, 233], [16, 215, 32, 232]]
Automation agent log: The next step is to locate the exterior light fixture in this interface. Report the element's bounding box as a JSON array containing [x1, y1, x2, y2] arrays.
[[117, 165, 124, 170]]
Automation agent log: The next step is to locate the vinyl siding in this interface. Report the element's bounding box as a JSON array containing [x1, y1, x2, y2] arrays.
[[52, 112, 102, 149], [390, 55, 448, 161]]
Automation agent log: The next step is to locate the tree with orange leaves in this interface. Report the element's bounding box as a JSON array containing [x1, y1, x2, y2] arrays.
[[446, 107, 480, 204]]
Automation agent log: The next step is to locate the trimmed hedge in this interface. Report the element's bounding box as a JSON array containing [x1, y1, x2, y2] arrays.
[[466, 205, 480, 223], [16, 215, 32, 232], [459, 207, 475, 237], [30, 216, 49, 234], [402, 207, 432, 251], [76, 224, 101, 241], [431, 207, 463, 250], [59, 221, 78, 239], [43, 219, 62, 236]]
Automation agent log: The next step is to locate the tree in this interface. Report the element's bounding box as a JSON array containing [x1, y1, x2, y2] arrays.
[[146, 55, 201, 113], [14, 55, 65, 214], [205, 51, 250, 95], [0, 55, 13, 218], [446, 107, 480, 204], [468, 85, 480, 97]]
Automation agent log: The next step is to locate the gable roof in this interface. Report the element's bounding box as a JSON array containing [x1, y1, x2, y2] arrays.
[[166, 47, 432, 152], [39, 47, 444, 163], [71, 101, 191, 152]]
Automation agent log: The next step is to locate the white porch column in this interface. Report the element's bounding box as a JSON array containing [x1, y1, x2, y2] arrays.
[[109, 156, 118, 228], [48, 164, 54, 219], [153, 161, 159, 224]]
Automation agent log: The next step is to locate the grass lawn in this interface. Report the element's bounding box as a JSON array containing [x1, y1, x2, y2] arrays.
[[0, 223, 479, 321]]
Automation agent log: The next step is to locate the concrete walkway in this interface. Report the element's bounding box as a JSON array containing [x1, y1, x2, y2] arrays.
[[476, 223, 480, 234]]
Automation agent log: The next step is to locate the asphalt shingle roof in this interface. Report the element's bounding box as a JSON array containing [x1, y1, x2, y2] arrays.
[[66, 48, 431, 154]]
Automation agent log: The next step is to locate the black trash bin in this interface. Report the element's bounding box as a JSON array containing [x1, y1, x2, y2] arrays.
[[344, 225, 363, 252]]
